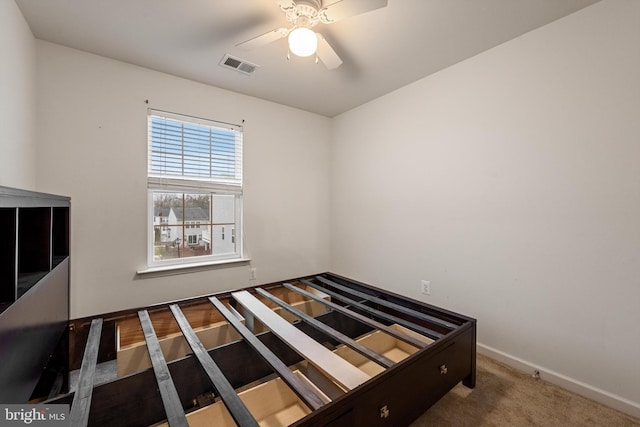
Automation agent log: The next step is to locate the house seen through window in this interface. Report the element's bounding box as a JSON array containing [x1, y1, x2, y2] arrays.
[[147, 110, 243, 267]]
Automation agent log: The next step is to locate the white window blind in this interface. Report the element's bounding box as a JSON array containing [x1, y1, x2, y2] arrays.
[[145, 109, 244, 269], [148, 110, 243, 192]]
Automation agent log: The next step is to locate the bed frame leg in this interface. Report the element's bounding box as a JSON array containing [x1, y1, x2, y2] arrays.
[[463, 373, 476, 389], [462, 322, 477, 388]]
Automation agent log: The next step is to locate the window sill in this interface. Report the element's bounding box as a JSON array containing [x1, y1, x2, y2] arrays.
[[136, 257, 251, 278]]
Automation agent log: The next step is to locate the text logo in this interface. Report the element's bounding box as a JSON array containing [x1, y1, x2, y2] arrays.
[[1, 405, 69, 426]]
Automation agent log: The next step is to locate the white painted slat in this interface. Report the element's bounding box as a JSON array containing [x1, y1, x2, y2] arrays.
[[231, 291, 370, 391]]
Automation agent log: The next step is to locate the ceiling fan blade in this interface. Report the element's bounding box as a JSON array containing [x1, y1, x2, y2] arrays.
[[320, 0, 388, 23], [317, 34, 343, 69], [236, 27, 289, 50]]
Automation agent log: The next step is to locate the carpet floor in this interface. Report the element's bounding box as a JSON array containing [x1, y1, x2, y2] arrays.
[[410, 353, 640, 427]]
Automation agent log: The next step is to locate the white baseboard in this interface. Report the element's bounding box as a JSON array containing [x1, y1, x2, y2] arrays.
[[477, 343, 640, 420]]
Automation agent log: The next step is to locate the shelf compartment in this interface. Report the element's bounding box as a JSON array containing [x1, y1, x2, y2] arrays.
[[0, 208, 17, 312], [52, 207, 70, 268], [154, 371, 322, 427], [236, 284, 331, 334], [116, 301, 245, 377], [296, 324, 435, 399], [334, 324, 435, 377], [117, 286, 330, 377], [17, 207, 51, 298]]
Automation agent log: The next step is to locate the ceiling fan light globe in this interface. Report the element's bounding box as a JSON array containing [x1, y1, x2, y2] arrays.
[[288, 27, 318, 57]]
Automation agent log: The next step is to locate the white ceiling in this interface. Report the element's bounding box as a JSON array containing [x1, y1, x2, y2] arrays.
[[16, 0, 600, 117]]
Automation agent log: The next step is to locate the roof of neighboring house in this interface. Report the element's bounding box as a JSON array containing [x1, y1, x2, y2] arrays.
[[154, 207, 171, 217], [170, 207, 209, 221]]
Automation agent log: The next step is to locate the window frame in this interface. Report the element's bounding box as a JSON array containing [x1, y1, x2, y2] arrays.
[[145, 109, 245, 271]]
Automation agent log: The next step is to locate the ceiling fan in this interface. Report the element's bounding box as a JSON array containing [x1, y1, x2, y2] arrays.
[[236, 0, 388, 69]]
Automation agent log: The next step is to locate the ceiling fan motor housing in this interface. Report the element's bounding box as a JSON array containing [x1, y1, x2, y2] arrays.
[[295, 0, 322, 11], [285, 0, 322, 27]]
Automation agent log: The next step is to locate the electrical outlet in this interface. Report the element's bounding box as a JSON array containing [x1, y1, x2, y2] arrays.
[[421, 280, 431, 295], [250, 268, 257, 280]]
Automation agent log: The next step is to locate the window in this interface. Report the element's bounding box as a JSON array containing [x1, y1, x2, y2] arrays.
[[147, 110, 243, 268]]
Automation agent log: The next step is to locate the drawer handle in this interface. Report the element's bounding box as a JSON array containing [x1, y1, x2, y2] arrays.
[[379, 405, 390, 419], [439, 364, 448, 375]]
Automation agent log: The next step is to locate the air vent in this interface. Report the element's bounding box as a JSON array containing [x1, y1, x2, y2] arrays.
[[219, 54, 259, 76]]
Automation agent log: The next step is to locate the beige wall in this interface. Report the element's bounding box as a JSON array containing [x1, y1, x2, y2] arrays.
[[330, 0, 639, 417], [0, 0, 37, 189], [35, 41, 331, 318], [4, 0, 637, 418]]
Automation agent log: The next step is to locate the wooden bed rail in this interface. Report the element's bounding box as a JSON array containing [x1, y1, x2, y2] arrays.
[[254, 287, 395, 369], [69, 318, 102, 426], [313, 276, 458, 330], [208, 296, 326, 411], [283, 282, 429, 349], [170, 304, 259, 427]]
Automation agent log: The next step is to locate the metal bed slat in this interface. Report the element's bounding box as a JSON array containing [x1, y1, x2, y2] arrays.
[[168, 304, 259, 427], [69, 318, 103, 427], [283, 283, 429, 349], [255, 287, 395, 369], [208, 296, 326, 410], [300, 279, 443, 340], [138, 310, 189, 427], [314, 276, 458, 330]]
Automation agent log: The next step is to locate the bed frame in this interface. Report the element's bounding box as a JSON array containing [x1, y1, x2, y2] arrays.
[[1, 187, 477, 427]]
